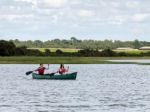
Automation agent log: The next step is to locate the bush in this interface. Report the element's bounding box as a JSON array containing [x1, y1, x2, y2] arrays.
[[101, 48, 117, 57], [15, 46, 27, 56], [45, 49, 51, 56], [56, 49, 63, 54], [0, 40, 16, 56]]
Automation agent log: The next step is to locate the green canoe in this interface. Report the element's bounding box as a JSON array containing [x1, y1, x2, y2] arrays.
[[32, 72, 77, 80]]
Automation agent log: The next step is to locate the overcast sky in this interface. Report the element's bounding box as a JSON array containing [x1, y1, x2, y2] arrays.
[[0, 0, 150, 41]]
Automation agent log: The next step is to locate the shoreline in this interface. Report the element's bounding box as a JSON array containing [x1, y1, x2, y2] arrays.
[[0, 56, 150, 64]]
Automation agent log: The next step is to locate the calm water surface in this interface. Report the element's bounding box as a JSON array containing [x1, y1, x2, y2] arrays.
[[0, 64, 150, 112], [109, 59, 150, 63]]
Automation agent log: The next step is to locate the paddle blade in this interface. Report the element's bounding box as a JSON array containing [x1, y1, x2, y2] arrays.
[[49, 72, 57, 76], [26, 71, 33, 75]]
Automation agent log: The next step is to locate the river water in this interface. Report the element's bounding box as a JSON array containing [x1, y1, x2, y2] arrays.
[[109, 59, 150, 63], [0, 64, 150, 112]]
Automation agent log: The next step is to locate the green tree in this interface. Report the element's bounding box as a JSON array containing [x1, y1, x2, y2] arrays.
[[56, 49, 63, 54], [0, 40, 16, 56], [45, 49, 51, 56], [133, 39, 141, 49]]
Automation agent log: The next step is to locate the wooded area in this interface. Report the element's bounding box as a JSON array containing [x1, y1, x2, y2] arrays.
[[11, 37, 150, 49], [1, 39, 150, 57]]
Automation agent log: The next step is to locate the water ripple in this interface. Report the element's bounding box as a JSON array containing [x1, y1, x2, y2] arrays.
[[0, 64, 150, 112]]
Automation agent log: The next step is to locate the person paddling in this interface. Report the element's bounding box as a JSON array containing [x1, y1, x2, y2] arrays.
[[35, 64, 49, 75], [58, 64, 69, 75]]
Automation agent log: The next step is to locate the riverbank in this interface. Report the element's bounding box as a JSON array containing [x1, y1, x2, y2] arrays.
[[0, 56, 150, 64]]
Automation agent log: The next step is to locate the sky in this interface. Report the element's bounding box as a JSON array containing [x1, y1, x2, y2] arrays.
[[0, 0, 150, 41]]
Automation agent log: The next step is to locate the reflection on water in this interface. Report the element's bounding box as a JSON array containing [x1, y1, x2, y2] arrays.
[[0, 64, 150, 112], [109, 59, 150, 63]]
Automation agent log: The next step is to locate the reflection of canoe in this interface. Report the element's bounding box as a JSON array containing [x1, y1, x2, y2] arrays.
[[32, 72, 77, 80]]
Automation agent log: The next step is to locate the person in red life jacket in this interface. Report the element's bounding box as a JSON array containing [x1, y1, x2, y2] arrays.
[[58, 64, 69, 75], [35, 64, 49, 75]]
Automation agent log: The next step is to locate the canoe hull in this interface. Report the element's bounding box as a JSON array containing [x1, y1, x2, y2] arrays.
[[32, 72, 77, 80]]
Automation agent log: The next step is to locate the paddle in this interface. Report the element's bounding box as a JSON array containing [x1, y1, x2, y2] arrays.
[[49, 72, 58, 76], [26, 70, 36, 75]]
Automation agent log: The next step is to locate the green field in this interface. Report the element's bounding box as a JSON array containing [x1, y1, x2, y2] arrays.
[[115, 50, 149, 55], [28, 48, 150, 54], [28, 48, 80, 52], [0, 56, 150, 64]]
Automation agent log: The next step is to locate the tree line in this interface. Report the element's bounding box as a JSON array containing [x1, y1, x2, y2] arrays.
[[1, 40, 150, 57], [11, 37, 150, 49]]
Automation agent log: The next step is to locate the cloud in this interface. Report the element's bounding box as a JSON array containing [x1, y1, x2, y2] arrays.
[[77, 10, 94, 17], [37, 0, 67, 8], [132, 13, 150, 22], [126, 1, 140, 9], [13, 0, 67, 9], [14, 0, 37, 5], [0, 0, 150, 40], [0, 12, 34, 22], [107, 15, 127, 25]]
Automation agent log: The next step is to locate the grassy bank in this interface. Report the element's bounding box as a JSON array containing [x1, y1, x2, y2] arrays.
[[0, 56, 150, 64]]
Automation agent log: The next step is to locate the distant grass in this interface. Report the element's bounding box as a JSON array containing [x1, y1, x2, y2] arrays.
[[114, 50, 149, 55], [28, 48, 80, 52], [29, 48, 150, 54], [0, 56, 150, 64]]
